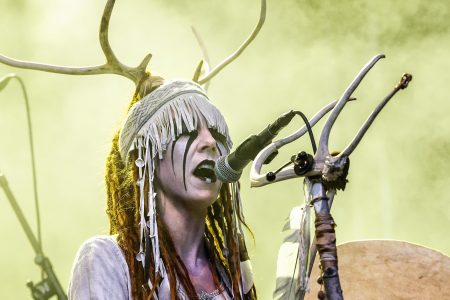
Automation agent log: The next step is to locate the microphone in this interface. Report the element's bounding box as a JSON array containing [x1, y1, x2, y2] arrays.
[[215, 110, 295, 183]]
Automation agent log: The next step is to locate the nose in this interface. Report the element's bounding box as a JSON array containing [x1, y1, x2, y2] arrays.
[[197, 126, 218, 154]]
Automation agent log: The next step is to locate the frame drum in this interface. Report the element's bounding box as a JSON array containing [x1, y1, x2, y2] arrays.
[[305, 240, 450, 299]]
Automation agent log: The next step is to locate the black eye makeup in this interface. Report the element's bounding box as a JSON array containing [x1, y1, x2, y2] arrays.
[[171, 129, 198, 174], [208, 128, 227, 145], [180, 122, 190, 136], [182, 132, 198, 190]]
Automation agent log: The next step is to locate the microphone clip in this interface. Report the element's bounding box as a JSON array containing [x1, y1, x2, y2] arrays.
[[291, 151, 314, 176]]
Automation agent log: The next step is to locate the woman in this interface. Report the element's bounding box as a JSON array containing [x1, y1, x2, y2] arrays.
[[68, 79, 256, 300], [0, 0, 265, 297]]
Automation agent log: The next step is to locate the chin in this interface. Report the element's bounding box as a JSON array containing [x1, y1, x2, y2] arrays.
[[188, 179, 221, 201], [196, 192, 219, 205], [184, 190, 219, 209]]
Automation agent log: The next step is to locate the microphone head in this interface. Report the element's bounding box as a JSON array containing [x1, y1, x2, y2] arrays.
[[215, 156, 242, 183]]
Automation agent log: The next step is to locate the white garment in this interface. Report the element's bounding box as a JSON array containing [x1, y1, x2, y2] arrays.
[[68, 235, 233, 300], [68, 236, 132, 300]]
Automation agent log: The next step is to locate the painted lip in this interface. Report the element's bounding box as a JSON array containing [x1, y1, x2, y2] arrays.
[[193, 159, 217, 183]]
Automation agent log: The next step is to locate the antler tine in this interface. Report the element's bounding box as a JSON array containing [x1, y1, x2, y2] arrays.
[[197, 0, 266, 85], [0, 52, 113, 78], [100, 0, 120, 66], [250, 98, 357, 187], [191, 26, 211, 91], [192, 60, 204, 83], [315, 54, 385, 160], [0, 0, 151, 86], [275, 98, 357, 148], [338, 73, 412, 158], [99, 0, 152, 84], [191, 26, 211, 73]]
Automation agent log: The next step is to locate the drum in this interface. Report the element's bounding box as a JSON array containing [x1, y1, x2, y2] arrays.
[[305, 240, 450, 299]]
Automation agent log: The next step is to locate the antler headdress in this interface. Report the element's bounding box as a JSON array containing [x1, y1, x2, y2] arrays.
[[0, 0, 266, 97]]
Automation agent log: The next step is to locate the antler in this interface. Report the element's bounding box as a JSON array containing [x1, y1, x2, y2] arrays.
[[250, 55, 412, 187], [0, 0, 152, 86], [1, 0, 265, 90], [195, 0, 267, 85], [314, 54, 385, 161], [336, 73, 412, 158], [191, 26, 211, 91], [250, 98, 355, 187]]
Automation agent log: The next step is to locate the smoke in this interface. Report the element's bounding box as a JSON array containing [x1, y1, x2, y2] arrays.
[[0, 0, 448, 298]]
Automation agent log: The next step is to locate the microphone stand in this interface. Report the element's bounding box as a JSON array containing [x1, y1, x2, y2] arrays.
[[0, 171, 67, 300]]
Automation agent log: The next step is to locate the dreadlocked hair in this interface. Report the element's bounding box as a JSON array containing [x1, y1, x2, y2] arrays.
[[106, 91, 257, 300]]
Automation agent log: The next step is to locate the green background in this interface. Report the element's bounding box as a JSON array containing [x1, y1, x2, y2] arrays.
[[0, 0, 449, 299]]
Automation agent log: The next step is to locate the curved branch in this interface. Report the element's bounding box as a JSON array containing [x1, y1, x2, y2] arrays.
[[314, 54, 385, 161], [250, 98, 356, 187], [338, 73, 412, 157]]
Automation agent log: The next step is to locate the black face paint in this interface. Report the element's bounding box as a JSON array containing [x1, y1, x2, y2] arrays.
[[171, 140, 177, 175], [182, 130, 198, 191], [210, 128, 227, 157], [171, 122, 190, 175], [209, 128, 227, 145]]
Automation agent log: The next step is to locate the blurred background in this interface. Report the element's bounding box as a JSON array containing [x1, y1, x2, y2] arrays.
[[0, 0, 449, 298]]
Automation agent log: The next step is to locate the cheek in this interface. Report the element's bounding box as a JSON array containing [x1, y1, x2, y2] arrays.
[[171, 138, 187, 156], [157, 158, 173, 183], [159, 138, 188, 178]]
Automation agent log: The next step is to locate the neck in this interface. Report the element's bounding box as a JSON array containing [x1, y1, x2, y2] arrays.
[[157, 191, 209, 268]]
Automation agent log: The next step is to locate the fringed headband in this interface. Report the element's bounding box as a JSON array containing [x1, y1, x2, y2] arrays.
[[119, 80, 233, 162]]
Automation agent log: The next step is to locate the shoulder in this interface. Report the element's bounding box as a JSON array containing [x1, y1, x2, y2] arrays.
[[75, 235, 126, 264], [68, 235, 132, 300]]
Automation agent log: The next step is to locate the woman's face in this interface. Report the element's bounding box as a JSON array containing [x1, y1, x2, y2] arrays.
[[156, 119, 228, 209]]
